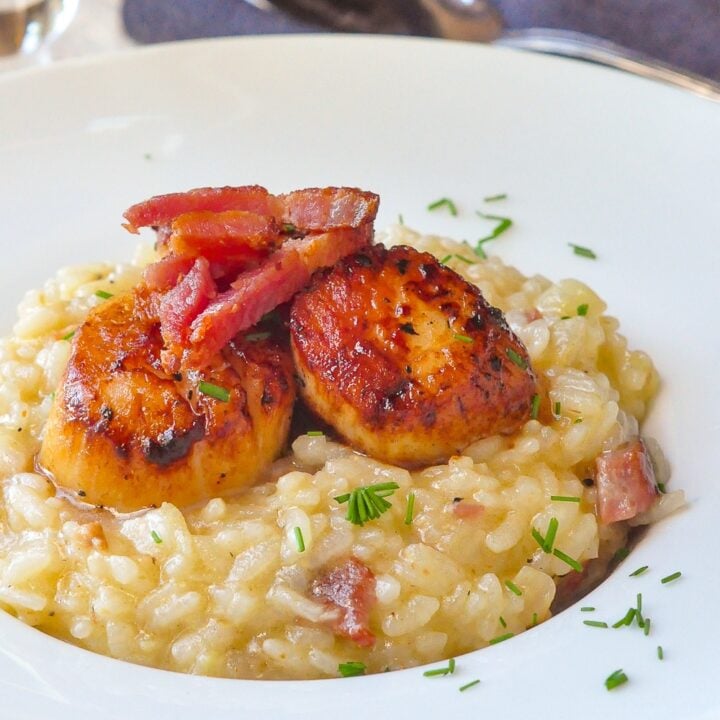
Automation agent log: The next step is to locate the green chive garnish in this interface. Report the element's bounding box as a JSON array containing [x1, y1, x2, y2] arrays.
[[613, 547, 629, 562], [439, 255, 453, 265], [198, 381, 230, 402], [499, 616, 507, 628], [453, 333, 473, 344], [483, 193, 507, 202], [151, 530, 162, 544], [657, 645, 664, 660], [657, 482, 666, 493], [61, 330, 75, 341], [505, 348, 528, 369], [454, 254, 474, 264], [531, 612, 538, 627], [643, 617, 651, 636], [530, 393, 540, 419], [605, 669, 628, 691], [505, 580, 522, 596], [339, 661, 366, 677], [306, 430, 324, 437], [459, 679, 481, 692], [553, 401, 561, 416], [475, 211, 513, 251], [612, 608, 636, 628], [95, 290, 113, 300], [245, 331, 271, 342], [583, 620, 608, 629], [661, 571, 682, 584], [335, 482, 400, 526], [569, 243, 597, 259], [282, 222, 297, 234], [293, 526, 305, 553], [636, 593, 644, 628], [489, 632, 514, 645], [423, 658, 456, 677], [398, 214, 405, 225], [544, 517, 559, 553], [629, 565, 649, 577], [576, 303, 589, 316], [550, 495, 581, 503], [580, 607, 595, 612], [404, 492, 415, 526], [427, 197, 458, 216], [553, 548, 583, 572]]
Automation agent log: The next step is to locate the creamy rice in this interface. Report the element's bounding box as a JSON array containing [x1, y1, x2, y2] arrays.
[[0, 227, 662, 679]]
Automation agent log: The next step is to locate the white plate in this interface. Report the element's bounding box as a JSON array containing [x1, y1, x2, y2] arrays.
[[1, 35, 719, 720]]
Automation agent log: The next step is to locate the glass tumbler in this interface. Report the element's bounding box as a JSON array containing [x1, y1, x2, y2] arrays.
[[0, 0, 78, 56]]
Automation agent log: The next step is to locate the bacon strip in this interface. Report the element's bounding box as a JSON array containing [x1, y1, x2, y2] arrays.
[[123, 186, 280, 232], [180, 225, 372, 370], [143, 254, 194, 292], [595, 437, 659, 524], [311, 557, 376, 647], [279, 187, 380, 231]]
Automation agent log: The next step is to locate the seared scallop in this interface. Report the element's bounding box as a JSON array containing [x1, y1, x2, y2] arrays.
[[290, 244, 537, 467], [39, 288, 295, 512]]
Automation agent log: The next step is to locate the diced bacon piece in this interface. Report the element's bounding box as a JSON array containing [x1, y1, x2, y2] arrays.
[[143, 254, 195, 291], [453, 500, 485, 519], [166, 210, 281, 263], [595, 437, 659, 524], [123, 186, 281, 232], [180, 225, 373, 370], [280, 187, 379, 231], [158, 257, 216, 348], [311, 557, 376, 647]]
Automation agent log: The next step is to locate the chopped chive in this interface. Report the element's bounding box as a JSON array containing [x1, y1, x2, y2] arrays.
[[573, 417, 583, 424], [568, 243, 597, 259], [612, 608, 636, 628], [398, 213, 404, 225], [505, 580, 523, 596], [530, 393, 540, 420], [459, 679, 481, 692], [544, 517, 559, 553], [643, 617, 651, 636], [489, 632, 514, 645], [550, 495, 581, 503], [334, 482, 400, 526], [483, 193, 507, 202], [583, 620, 608, 629], [657, 482, 666, 493], [454, 254, 474, 264], [61, 330, 75, 341], [580, 607, 595, 612], [505, 348, 528, 369], [636, 593, 644, 628], [150, 530, 162, 544], [95, 290, 113, 300], [293, 526, 305, 553], [453, 333, 473, 344], [423, 658, 456, 677], [499, 616, 507, 628], [661, 571, 682, 584], [576, 303, 589, 316], [198, 381, 230, 402], [605, 669, 628, 691], [657, 645, 664, 660], [306, 430, 324, 437], [439, 254, 453, 265], [339, 661, 366, 677], [282, 222, 297, 234], [245, 331, 271, 342], [629, 565, 649, 577], [553, 401, 561, 416], [531, 527, 547, 551], [473, 243, 487, 259], [613, 547, 629, 562], [427, 197, 458, 216], [475, 211, 513, 249], [404, 492, 415, 526], [553, 548, 583, 572], [531, 612, 538, 627], [333, 492, 351, 503]]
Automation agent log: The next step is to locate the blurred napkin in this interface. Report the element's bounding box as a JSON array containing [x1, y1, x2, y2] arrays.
[[122, 0, 720, 82]]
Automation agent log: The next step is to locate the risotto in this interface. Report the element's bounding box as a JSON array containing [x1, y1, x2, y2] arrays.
[[0, 225, 667, 679]]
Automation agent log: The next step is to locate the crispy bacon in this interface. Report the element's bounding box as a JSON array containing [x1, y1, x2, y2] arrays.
[[279, 187, 380, 231], [311, 557, 376, 647], [595, 437, 659, 524], [158, 257, 216, 349], [143, 254, 194, 292], [179, 225, 373, 370], [122, 186, 280, 232], [165, 210, 281, 263]]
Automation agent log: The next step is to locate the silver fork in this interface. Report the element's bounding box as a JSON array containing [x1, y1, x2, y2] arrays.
[[262, 0, 720, 101]]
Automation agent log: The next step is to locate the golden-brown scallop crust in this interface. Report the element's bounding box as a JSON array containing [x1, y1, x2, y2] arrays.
[[39, 288, 295, 512], [290, 244, 537, 467]]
